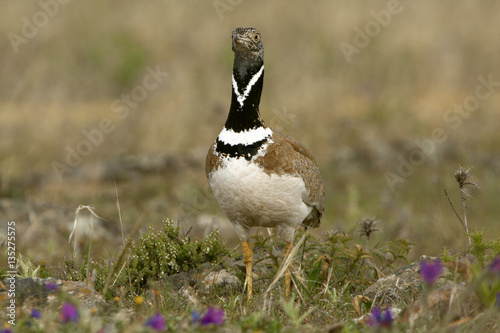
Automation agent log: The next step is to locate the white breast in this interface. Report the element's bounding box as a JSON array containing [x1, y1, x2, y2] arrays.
[[208, 156, 313, 229]]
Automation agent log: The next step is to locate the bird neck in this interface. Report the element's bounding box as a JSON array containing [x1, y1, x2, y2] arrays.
[[224, 59, 265, 132]]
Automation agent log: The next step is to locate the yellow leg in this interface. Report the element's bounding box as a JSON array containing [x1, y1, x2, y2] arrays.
[[284, 242, 293, 296], [241, 240, 253, 300]]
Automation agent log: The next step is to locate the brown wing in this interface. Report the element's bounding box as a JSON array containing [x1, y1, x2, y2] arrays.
[[254, 131, 325, 226], [205, 141, 221, 178]]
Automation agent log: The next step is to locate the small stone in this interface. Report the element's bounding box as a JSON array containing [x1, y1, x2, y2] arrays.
[[202, 269, 240, 289]]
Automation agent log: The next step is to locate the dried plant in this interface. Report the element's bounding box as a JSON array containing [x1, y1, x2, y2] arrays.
[[455, 165, 479, 199], [445, 165, 479, 245], [357, 217, 380, 242]]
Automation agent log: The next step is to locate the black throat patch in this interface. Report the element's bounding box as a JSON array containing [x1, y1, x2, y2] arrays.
[[215, 137, 268, 161], [224, 65, 265, 133]]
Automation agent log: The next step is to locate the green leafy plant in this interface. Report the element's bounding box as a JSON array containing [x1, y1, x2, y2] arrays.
[[127, 219, 228, 285], [473, 265, 500, 308], [467, 230, 500, 268], [62, 218, 229, 298]]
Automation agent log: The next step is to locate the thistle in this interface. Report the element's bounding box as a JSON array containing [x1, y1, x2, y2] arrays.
[[454, 165, 479, 198], [444, 165, 479, 245], [357, 217, 380, 242]]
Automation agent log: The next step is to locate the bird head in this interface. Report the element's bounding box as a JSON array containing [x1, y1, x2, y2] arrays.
[[232, 27, 264, 64]]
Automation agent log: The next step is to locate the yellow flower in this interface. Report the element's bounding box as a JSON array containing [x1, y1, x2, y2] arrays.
[[134, 296, 145, 305], [114, 296, 120, 302]]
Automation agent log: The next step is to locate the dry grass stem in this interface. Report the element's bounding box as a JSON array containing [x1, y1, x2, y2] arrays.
[[260, 230, 308, 301], [69, 205, 103, 261], [102, 215, 143, 297], [114, 179, 126, 246]]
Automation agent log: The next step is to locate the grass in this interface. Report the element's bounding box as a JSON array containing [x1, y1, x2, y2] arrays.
[[2, 0, 500, 331], [2, 210, 500, 331], [1, 166, 498, 332], [1, 218, 405, 331]]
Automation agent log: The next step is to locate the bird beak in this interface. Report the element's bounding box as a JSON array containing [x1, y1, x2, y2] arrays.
[[233, 33, 250, 45]]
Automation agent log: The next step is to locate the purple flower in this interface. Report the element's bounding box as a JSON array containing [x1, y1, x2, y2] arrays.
[[145, 313, 166, 331], [200, 307, 224, 326], [367, 307, 393, 328], [31, 309, 41, 318], [420, 259, 443, 285], [60, 303, 79, 323], [45, 281, 58, 291], [191, 310, 201, 324], [489, 256, 500, 274], [0, 329, 13, 333], [496, 292, 500, 308]]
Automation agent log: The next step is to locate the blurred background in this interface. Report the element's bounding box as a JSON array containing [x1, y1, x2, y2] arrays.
[[1, 0, 499, 266]]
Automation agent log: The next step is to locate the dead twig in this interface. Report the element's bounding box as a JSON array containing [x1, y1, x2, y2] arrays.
[[444, 188, 465, 228]]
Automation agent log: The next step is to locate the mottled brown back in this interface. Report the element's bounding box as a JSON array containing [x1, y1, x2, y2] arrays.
[[254, 131, 325, 226]]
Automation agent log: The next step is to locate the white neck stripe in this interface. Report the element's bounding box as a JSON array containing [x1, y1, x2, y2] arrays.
[[232, 66, 264, 108], [218, 126, 272, 146]]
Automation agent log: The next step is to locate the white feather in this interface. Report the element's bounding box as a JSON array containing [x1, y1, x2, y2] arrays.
[[218, 126, 272, 146], [232, 66, 264, 107]]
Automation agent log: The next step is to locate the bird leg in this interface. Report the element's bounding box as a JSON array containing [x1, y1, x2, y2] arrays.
[[284, 242, 293, 296], [241, 240, 253, 300]]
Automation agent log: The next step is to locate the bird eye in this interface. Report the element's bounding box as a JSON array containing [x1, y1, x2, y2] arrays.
[[254, 34, 260, 42]]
